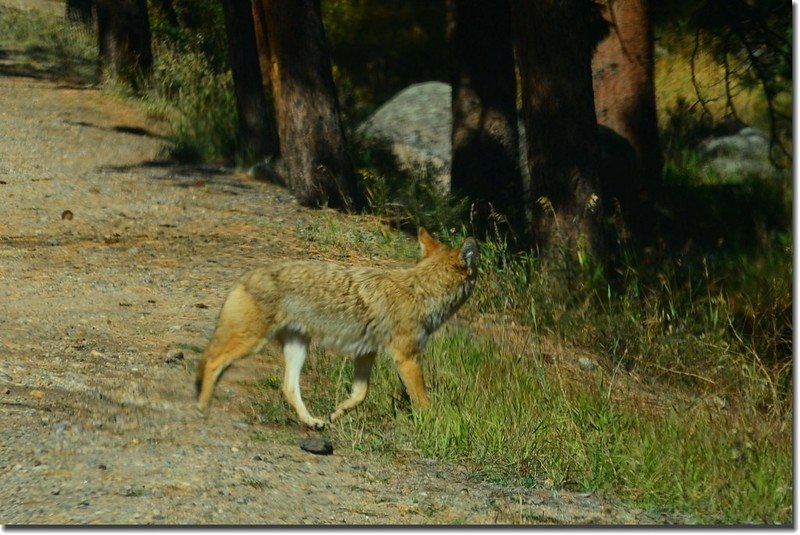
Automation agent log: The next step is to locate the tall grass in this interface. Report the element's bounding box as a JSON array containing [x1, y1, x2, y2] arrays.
[[139, 41, 239, 164]]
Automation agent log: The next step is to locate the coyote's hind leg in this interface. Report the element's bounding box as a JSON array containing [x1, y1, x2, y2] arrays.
[[196, 285, 268, 416]]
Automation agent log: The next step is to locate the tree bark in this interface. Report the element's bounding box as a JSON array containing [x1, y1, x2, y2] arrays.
[[95, 0, 153, 90], [259, 0, 359, 210], [251, 0, 273, 91], [446, 0, 525, 241], [220, 0, 277, 160], [510, 0, 606, 262], [592, 0, 662, 199]]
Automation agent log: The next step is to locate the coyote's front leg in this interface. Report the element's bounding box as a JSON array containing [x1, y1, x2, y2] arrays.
[[281, 334, 327, 429], [391, 343, 430, 409]]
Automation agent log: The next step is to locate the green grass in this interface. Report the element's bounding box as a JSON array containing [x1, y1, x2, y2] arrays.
[[294, 212, 419, 262]]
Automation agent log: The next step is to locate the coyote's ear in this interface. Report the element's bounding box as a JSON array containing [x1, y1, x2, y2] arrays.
[[418, 227, 440, 257], [460, 238, 478, 275]]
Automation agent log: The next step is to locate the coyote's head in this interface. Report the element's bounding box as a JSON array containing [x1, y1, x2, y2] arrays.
[[416, 227, 478, 332]]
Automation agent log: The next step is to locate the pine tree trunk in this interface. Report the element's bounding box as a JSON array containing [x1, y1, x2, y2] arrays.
[[446, 0, 525, 241], [220, 0, 277, 160], [592, 0, 661, 198], [251, 0, 273, 91], [260, 0, 359, 210], [95, 0, 153, 90], [510, 0, 605, 262]]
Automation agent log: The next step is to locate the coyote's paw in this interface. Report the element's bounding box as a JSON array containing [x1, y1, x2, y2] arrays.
[[301, 416, 329, 430]]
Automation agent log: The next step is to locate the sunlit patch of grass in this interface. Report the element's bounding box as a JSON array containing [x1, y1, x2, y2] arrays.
[[294, 212, 419, 262], [0, 4, 97, 84]]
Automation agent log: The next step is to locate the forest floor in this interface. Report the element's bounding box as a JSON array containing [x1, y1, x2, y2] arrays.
[[0, 1, 674, 526]]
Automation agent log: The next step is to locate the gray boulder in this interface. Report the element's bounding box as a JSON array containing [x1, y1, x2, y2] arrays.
[[357, 82, 453, 187], [699, 126, 786, 181]]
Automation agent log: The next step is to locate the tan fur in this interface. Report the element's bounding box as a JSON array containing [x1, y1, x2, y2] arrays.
[[195, 228, 478, 429]]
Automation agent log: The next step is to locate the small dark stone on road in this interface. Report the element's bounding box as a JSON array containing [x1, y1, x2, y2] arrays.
[[299, 437, 334, 456], [165, 349, 184, 364]]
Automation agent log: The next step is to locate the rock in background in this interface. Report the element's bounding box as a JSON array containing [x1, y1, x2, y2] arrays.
[[699, 126, 788, 182], [356, 82, 454, 189]]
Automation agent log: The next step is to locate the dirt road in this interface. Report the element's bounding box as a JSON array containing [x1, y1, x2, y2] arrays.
[[0, 6, 662, 524]]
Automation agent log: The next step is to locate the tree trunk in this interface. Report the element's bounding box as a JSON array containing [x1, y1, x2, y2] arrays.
[[260, 0, 359, 210], [592, 0, 661, 200], [251, 0, 273, 91], [220, 0, 277, 160], [510, 0, 605, 262], [95, 0, 153, 90], [446, 0, 525, 242], [66, 0, 94, 26]]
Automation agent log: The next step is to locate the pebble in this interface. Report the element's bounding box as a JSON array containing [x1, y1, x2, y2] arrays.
[[578, 357, 595, 371], [299, 437, 334, 456], [53, 421, 68, 432], [30, 389, 45, 399], [45, 239, 59, 246], [165, 349, 184, 364]]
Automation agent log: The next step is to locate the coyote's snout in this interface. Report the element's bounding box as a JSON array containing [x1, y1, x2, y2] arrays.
[[195, 227, 478, 429]]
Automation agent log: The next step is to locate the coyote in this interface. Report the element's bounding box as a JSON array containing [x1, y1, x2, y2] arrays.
[[195, 228, 478, 429]]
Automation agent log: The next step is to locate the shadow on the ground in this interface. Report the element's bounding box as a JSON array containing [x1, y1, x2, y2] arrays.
[[102, 159, 257, 192], [64, 120, 168, 141], [0, 46, 98, 87]]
